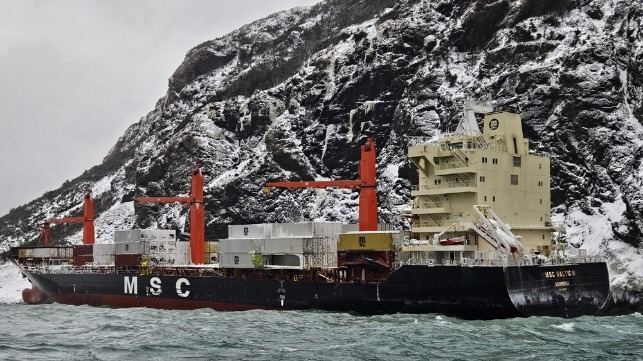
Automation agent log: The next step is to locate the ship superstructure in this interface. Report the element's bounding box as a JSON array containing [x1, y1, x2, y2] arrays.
[[404, 101, 561, 266]]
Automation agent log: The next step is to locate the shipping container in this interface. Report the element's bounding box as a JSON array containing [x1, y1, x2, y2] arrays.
[[115, 254, 142, 267], [219, 238, 260, 253], [114, 229, 176, 243], [147, 240, 177, 253], [338, 232, 394, 251], [73, 245, 94, 256], [93, 253, 114, 266], [92, 244, 115, 256], [204, 252, 218, 264], [228, 224, 272, 239], [261, 238, 305, 254], [204, 241, 219, 253], [62, 247, 74, 258], [268, 222, 343, 238], [73, 255, 94, 267], [219, 252, 255, 268], [115, 241, 145, 255], [176, 241, 191, 265], [148, 255, 179, 266]]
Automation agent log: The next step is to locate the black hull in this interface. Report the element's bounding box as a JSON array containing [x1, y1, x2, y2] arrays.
[[21, 263, 610, 319]]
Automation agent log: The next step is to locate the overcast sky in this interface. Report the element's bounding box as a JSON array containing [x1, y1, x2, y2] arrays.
[[0, 0, 320, 215]]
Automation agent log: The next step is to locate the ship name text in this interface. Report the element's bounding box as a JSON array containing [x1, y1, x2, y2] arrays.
[[544, 269, 576, 279]]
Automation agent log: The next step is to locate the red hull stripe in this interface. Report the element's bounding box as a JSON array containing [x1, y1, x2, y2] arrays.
[[44, 292, 280, 311]]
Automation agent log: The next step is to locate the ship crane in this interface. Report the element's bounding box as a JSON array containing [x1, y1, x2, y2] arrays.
[[39, 190, 95, 247], [134, 165, 205, 264], [264, 137, 378, 231]]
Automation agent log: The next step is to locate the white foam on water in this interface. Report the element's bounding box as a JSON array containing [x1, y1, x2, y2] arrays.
[[552, 323, 575, 332], [0, 262, 30, 304]]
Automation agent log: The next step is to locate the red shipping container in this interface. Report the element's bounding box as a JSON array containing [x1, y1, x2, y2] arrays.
[[73, 245, 94, 256], [115, 254, 142, 267], [73, 255, 94, 267]]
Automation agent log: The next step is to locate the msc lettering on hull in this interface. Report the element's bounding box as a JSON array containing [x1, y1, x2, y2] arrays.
[[124, 276, 190, 297]]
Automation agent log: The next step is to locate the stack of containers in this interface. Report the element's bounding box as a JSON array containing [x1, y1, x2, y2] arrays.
[[219, 224, 270, 268], [267, 222, 341, 269], [219, 222, 342, 269], [73, 245, 94, 266], [114, 229, 179, 267], [204, 241, 219, 264], [92, 244, 115, 265]]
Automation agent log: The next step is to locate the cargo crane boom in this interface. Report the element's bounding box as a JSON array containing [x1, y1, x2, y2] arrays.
[[39, 191, 95, 247], [265, 137, 378, 231], [134, 166, 205, 264]]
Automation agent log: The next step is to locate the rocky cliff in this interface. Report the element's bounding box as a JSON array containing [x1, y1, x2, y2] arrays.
[[1, 0, 641, 311]]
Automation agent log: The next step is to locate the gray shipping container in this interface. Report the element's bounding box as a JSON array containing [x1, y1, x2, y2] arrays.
[[93, 244, 115, 256], [261, 238, 305, 254], [228, 224, 272, 239], [114, 229, 176, 243], [219, 252, 254, 268], [219, 238, 260, 253]]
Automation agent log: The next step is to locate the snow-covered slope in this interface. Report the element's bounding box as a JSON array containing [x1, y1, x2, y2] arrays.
[[0, 0, 641, 310]]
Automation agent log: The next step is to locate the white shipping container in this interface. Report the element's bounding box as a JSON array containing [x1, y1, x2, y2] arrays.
[[228, 224, 272, 239], [115, 241, 145, 255], [93, 244, 115, 256], [176, 241, 191, 265], [219, 252, 254, 268], [93, 253, 115, 265], [114, 229, 176, 243], [148, 254, 179, 266], [341, 224, 359, 233], [147, 240, 177, 253], [270, 222, 343, 238]]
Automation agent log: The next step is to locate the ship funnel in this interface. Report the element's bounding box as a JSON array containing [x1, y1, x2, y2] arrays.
[[456, 97, 494, 135]]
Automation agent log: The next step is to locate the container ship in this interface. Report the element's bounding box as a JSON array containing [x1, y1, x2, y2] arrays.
[[11, 102, 610, 319]]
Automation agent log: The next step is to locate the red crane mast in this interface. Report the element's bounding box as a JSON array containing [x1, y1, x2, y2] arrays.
[[40, 191, 95, 247], [134, 166, 205, 264], [265, 137, 378, 231]]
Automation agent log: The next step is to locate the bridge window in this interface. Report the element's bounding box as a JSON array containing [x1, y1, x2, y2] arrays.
[[513, 156, 521, 167], [511, 174, 519, 185]]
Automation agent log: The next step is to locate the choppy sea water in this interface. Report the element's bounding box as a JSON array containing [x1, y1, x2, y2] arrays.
[[0, 304, 641, 361]]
